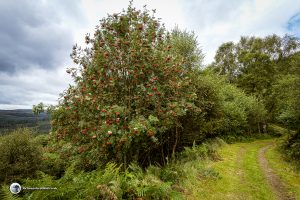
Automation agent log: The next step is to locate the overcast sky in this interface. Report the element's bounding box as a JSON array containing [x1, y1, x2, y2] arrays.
[[0, 0, 299, 110]]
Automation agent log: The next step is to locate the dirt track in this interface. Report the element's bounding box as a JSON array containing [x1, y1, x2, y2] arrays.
[[258, 145, 295, 200]]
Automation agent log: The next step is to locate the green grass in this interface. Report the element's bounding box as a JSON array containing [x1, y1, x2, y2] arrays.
[[182, 140, 277, 200], [182, 143, 245, 200], [266, 144, 300, 199]]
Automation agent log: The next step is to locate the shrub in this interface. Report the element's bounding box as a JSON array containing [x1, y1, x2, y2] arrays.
[[0, 128, 42, 183], [281, 130, 300, 162], [272, 74, 300, 130], [40, 139, 74, 178], [178, 72, 224, 145], [41, 152, 66, 178], [267, 124, 289, 136], [33, 134, 49, 147], [219, 83, 267, 134], [191, 72, 267, 139]]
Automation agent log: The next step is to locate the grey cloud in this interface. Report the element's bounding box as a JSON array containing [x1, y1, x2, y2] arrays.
[[0, 0, 86, 109], [0, 0, 85, 74], [0, 99, 11, 104], [0, 60, 17, 73]]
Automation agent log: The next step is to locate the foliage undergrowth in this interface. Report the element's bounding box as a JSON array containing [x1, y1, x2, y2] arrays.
[[2, 138, 224, 200], [267, 124, 300, 166], [267, 124, 291, 136], [221, 132, 274, 144], [280, 130, 300, 166], [0, 128, 42, 183]]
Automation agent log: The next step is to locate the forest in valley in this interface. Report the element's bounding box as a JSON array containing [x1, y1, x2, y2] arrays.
[[0, 3, 299, 199], [0, 109, 50, 134]]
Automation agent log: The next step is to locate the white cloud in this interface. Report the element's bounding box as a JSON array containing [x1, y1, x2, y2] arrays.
[[0, 66, 73, 108]]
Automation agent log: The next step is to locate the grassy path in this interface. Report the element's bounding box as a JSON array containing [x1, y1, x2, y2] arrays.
[[182, 139, 300, 200]]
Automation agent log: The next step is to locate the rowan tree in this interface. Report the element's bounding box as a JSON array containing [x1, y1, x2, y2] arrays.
[[50, 3, 199, 168]]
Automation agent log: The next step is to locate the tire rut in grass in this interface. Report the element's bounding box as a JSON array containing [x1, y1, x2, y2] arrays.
[[258, 145, 295, 200], [237, 146, 246, 182], [236, 146, 248, 199]]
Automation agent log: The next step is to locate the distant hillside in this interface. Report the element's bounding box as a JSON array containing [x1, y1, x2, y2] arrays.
[[0, 109, 50, 134]]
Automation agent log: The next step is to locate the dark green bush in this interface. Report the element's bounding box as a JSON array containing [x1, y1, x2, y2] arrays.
[[33, 134, 49, 147], [281, 130, 300, 162], [41, 152, 66, 179], [193, 73, 267, 139], [267, 124, 289, 136], [178, 72, 224, 145], [40, 139, 74, 178], [221, 132, 273, 144], [0, 128, 42, 183], [218, 82, 267, 135]]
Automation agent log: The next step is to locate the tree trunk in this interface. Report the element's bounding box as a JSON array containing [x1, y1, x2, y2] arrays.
[[172, 126, 178, 160]]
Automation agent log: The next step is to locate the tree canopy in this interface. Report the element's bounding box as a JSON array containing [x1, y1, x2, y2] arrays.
[[211, 34, 300, 124]]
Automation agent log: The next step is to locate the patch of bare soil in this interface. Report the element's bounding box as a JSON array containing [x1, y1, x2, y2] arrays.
[[258, 145, 295, 200]]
